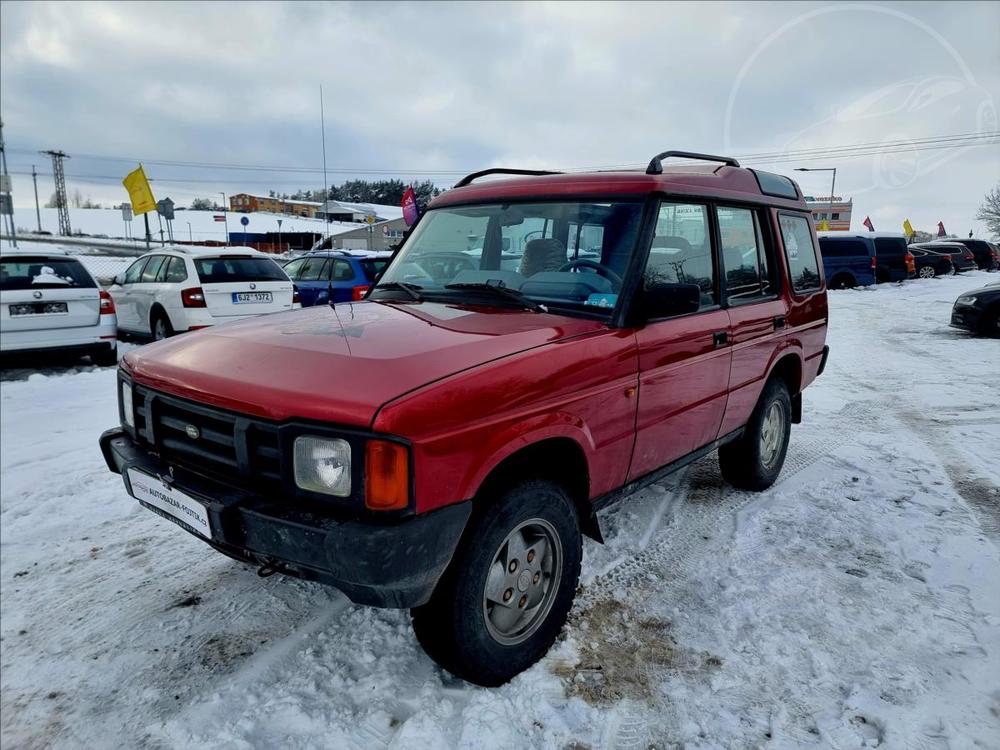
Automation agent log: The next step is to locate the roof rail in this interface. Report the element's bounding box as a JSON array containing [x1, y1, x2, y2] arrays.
[[454, 168, 562, 188], [646, 151, 740, 174]]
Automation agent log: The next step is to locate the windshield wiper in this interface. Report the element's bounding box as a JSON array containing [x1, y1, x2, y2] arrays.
[[444, 281, 548, 313], [372, 281, 424, 301]]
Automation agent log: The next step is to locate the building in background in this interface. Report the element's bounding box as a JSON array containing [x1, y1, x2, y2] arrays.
[[316, 200, 397, 223], [805, 196, 853, 231], [229, 194, 321, 217]]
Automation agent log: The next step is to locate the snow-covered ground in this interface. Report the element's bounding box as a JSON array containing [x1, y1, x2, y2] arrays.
[[2, 273, 998, 749]]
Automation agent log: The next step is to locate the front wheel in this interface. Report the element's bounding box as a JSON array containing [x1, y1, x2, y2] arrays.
[[719, 378, 792, 491], [151, 310, 174, 341], [411, 479, 582, 686]]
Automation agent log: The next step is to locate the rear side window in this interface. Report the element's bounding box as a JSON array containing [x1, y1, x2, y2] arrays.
[[819, 239, 870, 258], [331, 260, 355, 281], [123, 258, 148, 284], [161, 257, 188, 283], [718, 206, 773, 302], [0, 257, 97, 290], [281, 258, 306, 280], [296, 257, 329, 281], [778, 214, 821, 292], [360, 259, 388, 281], [140, 255, 166, 282], [874, 237, 907, 258], [194, 256, 288, 283], [646, 203, 716, 307]]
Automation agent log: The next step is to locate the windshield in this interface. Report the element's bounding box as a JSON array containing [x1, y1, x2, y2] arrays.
[[194, 256, 288, 283], [373, 201, 643, 315], [0, 257, 96, 290]]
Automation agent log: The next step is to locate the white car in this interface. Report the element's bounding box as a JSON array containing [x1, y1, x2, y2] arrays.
[[0, 248, 118, 365], [109, 247, 298, 340]]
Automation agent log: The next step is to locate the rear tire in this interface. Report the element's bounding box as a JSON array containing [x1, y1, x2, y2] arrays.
[[411, 479, 582, 686], [91, 345, 118, 367], [830, 273, 856, 289], [918, 266, 935, 279], [719, 378, 792, 491], [151, 310, 174, 341]]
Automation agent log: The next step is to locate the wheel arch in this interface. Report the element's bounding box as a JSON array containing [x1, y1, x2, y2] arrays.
[[766, 352, 804, 423], [149, 302, 172, 332]]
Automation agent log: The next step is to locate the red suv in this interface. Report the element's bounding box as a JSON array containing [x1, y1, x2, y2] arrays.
[[101, 152, 829, 685]]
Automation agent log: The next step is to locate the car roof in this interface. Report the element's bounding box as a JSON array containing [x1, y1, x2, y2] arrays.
[[140, 245, 269, 258], [290, 250, 392, 260], [1, 246, 70, 257], [430, 160, 808, 211], [818, 231, 905, 240]]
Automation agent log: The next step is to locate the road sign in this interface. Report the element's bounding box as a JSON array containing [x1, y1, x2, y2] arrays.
[[0, 174, 11, 193], [365, 214, 376, 225], [0, 194, 12, 216], [240, 216, 249, 227], [121, 203, 133, 221], [156, 197, 175, 220]]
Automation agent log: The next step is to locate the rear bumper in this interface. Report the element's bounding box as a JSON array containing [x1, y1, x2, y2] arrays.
[[100, 428, 471, 608], [0, 319, 116, 353]]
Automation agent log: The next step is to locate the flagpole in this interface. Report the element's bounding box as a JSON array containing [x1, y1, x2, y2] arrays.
[[143, 213, 151, 251]]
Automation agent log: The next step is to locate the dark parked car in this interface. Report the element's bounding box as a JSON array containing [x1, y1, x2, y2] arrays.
[[100, 151, 829, 686], [281, 250, 392, 306], [817, 234, 877, 288], [912, 242, 977, 273], [950, 282, 1000, 337], [930, 238, 999, 271], [908, 247, 954, 279], [871, 234, 917, 282]]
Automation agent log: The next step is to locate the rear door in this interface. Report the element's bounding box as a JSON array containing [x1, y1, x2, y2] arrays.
[[132, 254, 167, 332], [874, 237, 910, 281], [329, 258, 360, 303], [286, 256, 329, 307], [194, 255, 295, 318], [628, 201, 732, 480], [0, 256, 101, 332]]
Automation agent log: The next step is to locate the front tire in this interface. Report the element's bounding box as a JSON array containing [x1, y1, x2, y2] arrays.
[[719, 378, 792, 491], [979, 306, 1000, 338], [411, 479, 582, 686]]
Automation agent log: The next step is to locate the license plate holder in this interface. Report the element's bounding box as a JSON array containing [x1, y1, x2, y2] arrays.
[[126, 468, 212, 539]]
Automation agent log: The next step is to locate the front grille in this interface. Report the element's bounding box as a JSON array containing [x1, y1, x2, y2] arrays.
[[132, 384, 282, 491]]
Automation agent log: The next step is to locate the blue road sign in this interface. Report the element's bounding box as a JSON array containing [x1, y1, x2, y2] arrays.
[[240, 216, 249, 227]]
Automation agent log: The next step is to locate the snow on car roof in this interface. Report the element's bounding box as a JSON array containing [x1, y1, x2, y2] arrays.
[[1, 246, 70, 257]]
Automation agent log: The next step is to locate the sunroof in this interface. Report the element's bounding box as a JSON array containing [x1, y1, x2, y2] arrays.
[[750, 169, 799, 199]]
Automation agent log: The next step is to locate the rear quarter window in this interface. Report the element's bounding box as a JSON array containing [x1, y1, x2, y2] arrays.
[[0, 257, 97, 290], [874, 237, 908, 257], [778, 214, 821, 292], [819, 239, 871, 258], [360, 259, 388, 280], [194, 256, 288, 283]]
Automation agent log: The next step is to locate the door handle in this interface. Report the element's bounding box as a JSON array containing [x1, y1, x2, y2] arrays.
[[773, 315, 787, 330], [713, 331, 728, 347]]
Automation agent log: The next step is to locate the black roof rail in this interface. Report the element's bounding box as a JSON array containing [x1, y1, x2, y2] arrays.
[[454, 168, 562, 188], [646, 151, 740, 174]]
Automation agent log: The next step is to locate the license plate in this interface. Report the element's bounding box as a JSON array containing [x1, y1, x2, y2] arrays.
[[127, 468, 212, 539], [9, 302, 68, 316], [232, 291, 272, 304]]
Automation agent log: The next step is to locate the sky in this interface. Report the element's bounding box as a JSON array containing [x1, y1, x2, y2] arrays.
[[1, 1, 998, 237]]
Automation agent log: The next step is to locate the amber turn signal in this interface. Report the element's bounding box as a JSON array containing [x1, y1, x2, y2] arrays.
[[365, 440, 409, 510]]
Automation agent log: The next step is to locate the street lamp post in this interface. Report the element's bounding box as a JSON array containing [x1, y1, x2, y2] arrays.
[[277, 218, 283, 254], [795, 167, 837, 228], [186, 221, 193, 243], [219, 191, 229, 244]]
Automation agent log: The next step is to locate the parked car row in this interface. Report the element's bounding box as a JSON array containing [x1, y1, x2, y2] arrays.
[[280, 250, 392, 306], [818, 232, 998, 289]]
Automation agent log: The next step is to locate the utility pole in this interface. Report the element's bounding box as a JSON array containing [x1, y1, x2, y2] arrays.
[[31, 165, 41, 232], [320, 85, 330, 241], [0, 119, 18, 247], [42, 149, 72, 236]]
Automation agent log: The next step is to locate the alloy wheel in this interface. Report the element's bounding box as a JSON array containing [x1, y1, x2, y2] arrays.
[[759, 401, 785, 469]]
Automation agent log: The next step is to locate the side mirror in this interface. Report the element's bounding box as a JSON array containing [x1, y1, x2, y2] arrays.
[[641, 282, 701, 320], [113, 273, 125, 286]]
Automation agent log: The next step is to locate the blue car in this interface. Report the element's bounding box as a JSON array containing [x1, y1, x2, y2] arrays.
[[818, 234, 877, 289], [281, 251, 392, 306]]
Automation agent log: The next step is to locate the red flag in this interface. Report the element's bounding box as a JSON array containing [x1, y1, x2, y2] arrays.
[[401, 187, 418, 227], [862, 216, 874, 231], [937, 221, 946, 237], [213, 215, 226, 222]]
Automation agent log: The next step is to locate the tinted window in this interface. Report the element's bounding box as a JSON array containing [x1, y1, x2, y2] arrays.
[[819, 239, 870, 258], [751, 169, 799, 199], [162, 256, 188, 282], [194, 256, 288, 283], [0, 257, 96, 290], [123, 258, 148, 284], [646, 203, 716, 307], [140, 255, 166, 282], [779, 214, 821, 292], [360, 259, 388, 281], [718, 206, 772, 302], [874, 237, 907, 258]]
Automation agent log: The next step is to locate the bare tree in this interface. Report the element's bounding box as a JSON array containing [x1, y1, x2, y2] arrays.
[[976, 183, 1000, 238], [44, 191, 61, 208]]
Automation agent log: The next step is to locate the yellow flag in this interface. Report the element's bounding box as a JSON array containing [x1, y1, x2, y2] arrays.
[[817, 219, 830, 231], [122, 165, 157, 215], [903, 218, 914, 237]]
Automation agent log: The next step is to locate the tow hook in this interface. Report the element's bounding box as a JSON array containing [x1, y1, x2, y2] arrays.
[[257, 559, 287, 578]]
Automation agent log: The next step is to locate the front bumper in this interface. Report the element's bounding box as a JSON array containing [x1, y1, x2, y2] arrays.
[[950, 305, 982, 332], [100, 428, 471, 608]]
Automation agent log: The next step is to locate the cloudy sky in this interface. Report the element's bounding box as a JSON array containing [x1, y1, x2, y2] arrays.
[[2, 1, 998, 236]]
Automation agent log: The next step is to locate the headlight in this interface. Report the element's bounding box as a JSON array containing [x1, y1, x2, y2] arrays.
[[293, 436, 351, 496], [955, 296, 977, 306], [121, 381, 134, 428]]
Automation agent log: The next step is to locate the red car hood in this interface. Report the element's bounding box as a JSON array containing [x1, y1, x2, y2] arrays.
[[122, 301, 606, 427]]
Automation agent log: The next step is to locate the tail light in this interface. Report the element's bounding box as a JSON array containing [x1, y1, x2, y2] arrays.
[[352, 285, 370, 301], [870, 256, 877, 271], [181, 287, 207, 308], [292, 284, 301, 305], [365, 440, 409, 511], [99, 290, 116, 314], [905, 252, 915, 273], [965, 251, 974, 260]]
